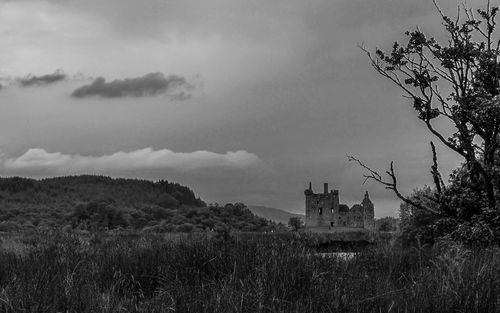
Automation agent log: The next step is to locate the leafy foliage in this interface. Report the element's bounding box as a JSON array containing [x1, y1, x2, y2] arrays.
[[375, 216, 399, 232], [400, 164, 500, 246], [399, 186, 442, 246], [288, 216, 304, 231]]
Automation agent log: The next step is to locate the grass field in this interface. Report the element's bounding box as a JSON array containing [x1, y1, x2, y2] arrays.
[[0, 230, 498, 313]]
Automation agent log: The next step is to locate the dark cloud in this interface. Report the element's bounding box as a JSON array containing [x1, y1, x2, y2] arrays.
[[18, 70, 67, 87], [170, 91, 192, 101], [71, 73, 193, 99]]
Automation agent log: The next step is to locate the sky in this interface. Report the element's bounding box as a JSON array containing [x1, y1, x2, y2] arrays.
[[0, 0, 487, 217]]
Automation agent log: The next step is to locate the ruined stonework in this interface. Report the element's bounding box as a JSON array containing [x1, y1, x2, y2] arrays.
[[304, 182, 375, 230]]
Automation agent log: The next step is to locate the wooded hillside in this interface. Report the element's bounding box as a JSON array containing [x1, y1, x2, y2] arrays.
[[0, 175, 277, 232]]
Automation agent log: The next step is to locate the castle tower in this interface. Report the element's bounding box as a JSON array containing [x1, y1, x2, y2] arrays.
[[361, 191, 375, 230], [304, 182, 339, 228]]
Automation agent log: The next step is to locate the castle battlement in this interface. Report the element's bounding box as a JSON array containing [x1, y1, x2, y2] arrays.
[[304, 182, 374, 230]]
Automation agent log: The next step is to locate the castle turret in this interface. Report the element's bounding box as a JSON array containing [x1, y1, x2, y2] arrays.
[[361, 191, 375, 230], [362, 191, 372, 206], [304, 181, 313, 196]]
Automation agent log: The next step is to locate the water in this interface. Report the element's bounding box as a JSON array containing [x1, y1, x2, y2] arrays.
[[314, 252, 357, 260]]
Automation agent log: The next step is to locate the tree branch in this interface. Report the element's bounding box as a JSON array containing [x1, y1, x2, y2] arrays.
[[347, 155, 447, 217]]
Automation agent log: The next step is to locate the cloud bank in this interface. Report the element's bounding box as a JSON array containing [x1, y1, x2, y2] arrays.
[[71, 73, 193, 99], [18, 70, 67, 87], [1, 147, 261, 174]]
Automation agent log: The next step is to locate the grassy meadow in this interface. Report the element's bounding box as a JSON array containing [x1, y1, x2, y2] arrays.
[[0, 230, 498, 313]]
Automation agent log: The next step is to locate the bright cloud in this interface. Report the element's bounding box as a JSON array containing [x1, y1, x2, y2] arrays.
[[2, 147, 261, 174]]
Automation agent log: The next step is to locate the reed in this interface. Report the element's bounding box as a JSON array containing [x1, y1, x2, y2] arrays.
[[0, 231, 498, 313]]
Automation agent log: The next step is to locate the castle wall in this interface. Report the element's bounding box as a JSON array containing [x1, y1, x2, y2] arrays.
[[348, 205, 364, 228], [338, 211, 348, 227]]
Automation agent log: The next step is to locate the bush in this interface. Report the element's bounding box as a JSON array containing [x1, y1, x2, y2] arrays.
[[176, 223, 194, 233]]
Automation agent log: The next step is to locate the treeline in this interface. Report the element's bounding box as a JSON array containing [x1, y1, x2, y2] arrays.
[[0, 175, 278, 233], [0, 176, 204, 207]]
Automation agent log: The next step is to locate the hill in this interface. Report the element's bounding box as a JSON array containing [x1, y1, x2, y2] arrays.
[[247, 205, 304, 224], [0, 175, 278, 233]]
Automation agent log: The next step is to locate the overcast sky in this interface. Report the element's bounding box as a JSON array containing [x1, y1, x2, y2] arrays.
[[0, 0, 487, 216]]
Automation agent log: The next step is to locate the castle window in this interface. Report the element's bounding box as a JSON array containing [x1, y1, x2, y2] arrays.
[[318, 207, 323, 215]]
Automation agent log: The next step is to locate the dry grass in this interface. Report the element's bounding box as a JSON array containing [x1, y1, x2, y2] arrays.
[[0, 231, 498, 312]]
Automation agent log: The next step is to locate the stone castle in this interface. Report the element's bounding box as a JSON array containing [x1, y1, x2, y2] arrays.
[[304, 182, 375, 230]]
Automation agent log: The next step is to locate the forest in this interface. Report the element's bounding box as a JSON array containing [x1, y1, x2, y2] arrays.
[[0, 175, 279, 233]]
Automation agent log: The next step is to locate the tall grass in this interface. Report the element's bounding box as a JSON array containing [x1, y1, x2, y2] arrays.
[[0, 231, 498, 312]]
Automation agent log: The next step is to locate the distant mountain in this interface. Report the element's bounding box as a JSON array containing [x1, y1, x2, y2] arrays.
[[247, 205, 304, 224]]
